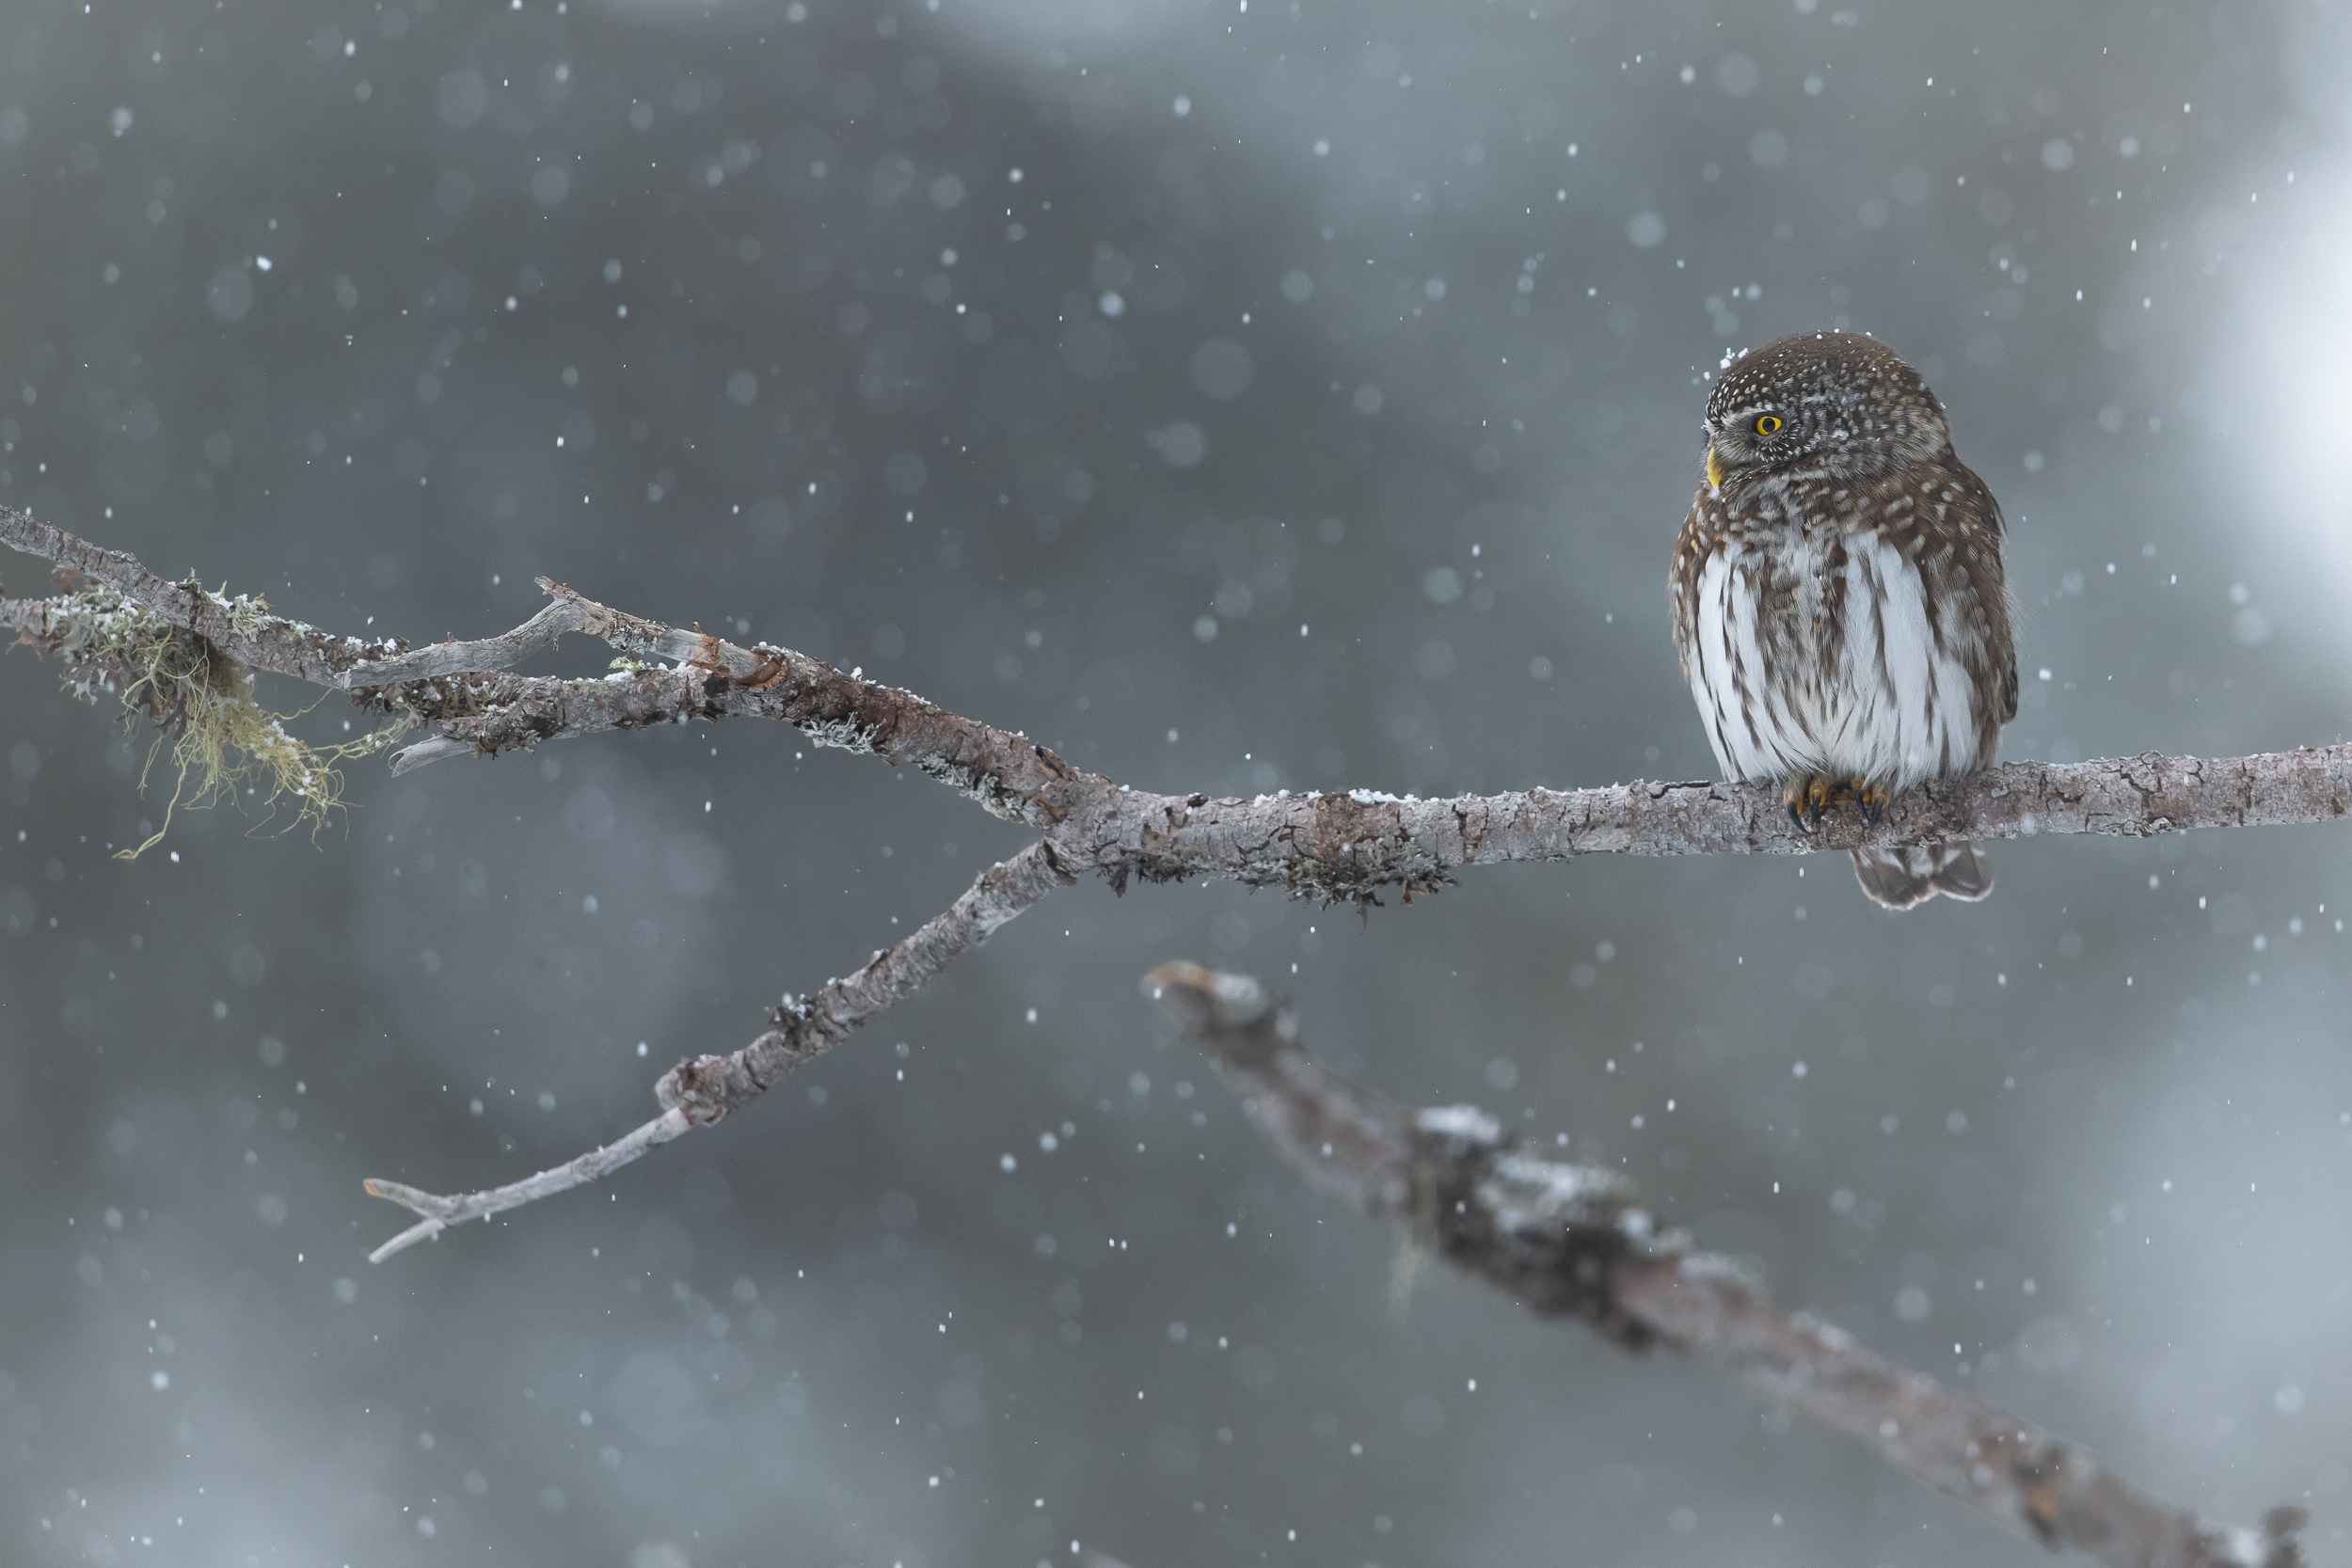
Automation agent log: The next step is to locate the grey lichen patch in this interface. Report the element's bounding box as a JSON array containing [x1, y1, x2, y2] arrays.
[[1100, 836, 1455, 902], [220, 585, 275, 641], [912, 750, 1023, 821], [801, 715, 882, 756], [606, 627, 673, 665], [1276, 850, 1454, 904], [40, 582, 389, 856]]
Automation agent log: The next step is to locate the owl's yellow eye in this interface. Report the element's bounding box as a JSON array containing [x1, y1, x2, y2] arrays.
[[1754, 414, 1784, 436]]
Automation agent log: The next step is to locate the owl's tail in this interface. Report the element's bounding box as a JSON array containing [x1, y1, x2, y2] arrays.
[[1849, 841, 1994, 911]]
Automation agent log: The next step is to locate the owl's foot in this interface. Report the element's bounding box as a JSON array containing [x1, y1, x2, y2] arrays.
[[1783, 774, 1846, 832], [1851, 779, 1892, 826]]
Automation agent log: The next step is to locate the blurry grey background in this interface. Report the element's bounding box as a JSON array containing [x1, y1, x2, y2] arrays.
[[2, 0, 2350, 1563]]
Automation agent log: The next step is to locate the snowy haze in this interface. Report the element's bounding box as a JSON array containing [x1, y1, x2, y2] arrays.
[[1, 0, 2349, 1563]]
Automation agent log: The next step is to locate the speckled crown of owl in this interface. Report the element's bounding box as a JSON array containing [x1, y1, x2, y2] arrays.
[[1705, 334, 1951, 486]]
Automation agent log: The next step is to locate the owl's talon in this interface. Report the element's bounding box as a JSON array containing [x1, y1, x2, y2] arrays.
[[1785, 775, 1840, 832], [1852, 779, 1889, 826], [1805, 775, 1837, 830]]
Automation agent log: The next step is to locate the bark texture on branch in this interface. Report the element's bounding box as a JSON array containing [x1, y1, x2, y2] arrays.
[[1042, 744, 2352, 899], [1145, 961, 2307, 1568]]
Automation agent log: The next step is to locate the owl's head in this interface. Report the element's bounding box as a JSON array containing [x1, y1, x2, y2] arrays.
[[1702, 332, 1951, 492]]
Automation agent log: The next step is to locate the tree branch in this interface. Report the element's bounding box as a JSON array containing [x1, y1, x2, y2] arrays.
[[10, 515, 2348, 907], [361, 840, 1073, 1260], [9, 515, 2351, 896], [1145, 961, 2307, 1568], [329, 577, 740, 688], [0, 502, 398, 687], [652, 838, 1073, 1124]]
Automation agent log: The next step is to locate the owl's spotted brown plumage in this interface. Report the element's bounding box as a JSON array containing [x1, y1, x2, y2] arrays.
[[1669, 332, 2018, 910]]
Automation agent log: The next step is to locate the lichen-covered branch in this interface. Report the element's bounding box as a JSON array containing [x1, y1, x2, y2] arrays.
[[358, 841, 1072, 1259], [10, 515, 2349, 905], [1145, 961, 2307, 1568], [0, 503, 401, 686], [0, 569, 402, 854]]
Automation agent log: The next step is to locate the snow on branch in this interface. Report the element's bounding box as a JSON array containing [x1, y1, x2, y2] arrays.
[[1144, 961, 2307, 1568]]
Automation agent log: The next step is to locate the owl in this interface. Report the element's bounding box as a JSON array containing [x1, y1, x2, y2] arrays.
[[1669, 332, 2018, 910]]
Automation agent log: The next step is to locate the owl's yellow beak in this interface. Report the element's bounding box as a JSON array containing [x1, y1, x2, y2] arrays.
[[1705, 445, 1724, 491]]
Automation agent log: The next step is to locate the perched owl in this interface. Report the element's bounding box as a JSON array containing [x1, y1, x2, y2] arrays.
[[1669, 332, 2018, 910]]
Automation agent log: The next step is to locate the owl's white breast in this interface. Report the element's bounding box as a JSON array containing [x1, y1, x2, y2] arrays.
[[1686, 527, 1985, 791]]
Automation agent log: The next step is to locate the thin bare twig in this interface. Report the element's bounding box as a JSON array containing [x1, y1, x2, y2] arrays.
[[345, 576, 775, 689], [362, 1109, 692, 1264], [360, 841, 1073, 1260], [652, 838, 1074, 1125], [1144, 961, 2307, 1568]]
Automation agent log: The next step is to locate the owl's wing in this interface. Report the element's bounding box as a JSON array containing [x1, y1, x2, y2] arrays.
[[1944, 459, 2020, 727]]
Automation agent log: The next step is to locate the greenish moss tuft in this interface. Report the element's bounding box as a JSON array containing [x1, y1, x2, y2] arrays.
[[45, 582, 399, 857]]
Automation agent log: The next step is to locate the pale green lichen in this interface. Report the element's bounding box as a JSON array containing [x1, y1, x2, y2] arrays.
[[226, 591, 274, 641], [45, 582, 398, 858]]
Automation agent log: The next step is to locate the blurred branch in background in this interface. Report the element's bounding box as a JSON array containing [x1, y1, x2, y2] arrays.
[[6, 512, 2352, 1265], [1144, 961, 2307, 1568]]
